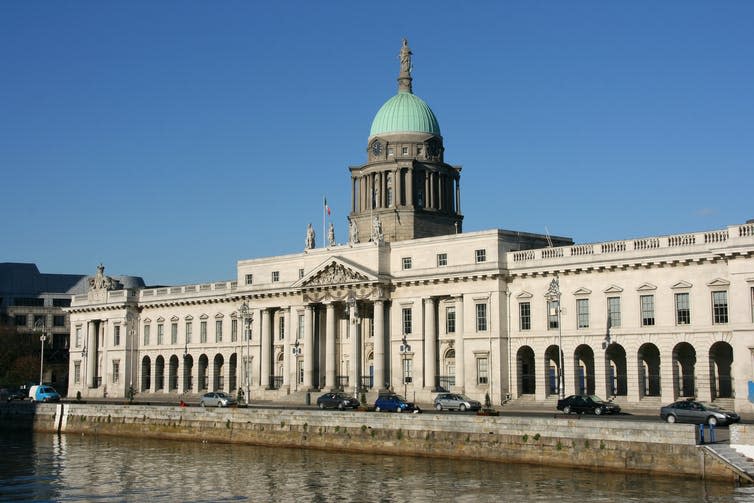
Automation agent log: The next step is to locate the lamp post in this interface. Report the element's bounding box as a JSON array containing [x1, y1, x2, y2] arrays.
[[400, 335, 411, 398], [238, 301, 253, 406], [292, 340, 301, 392], [34, 319, 48, 385], [546, 276, 564, 398]]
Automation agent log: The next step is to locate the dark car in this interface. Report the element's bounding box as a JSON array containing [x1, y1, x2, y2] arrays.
[[374, 394, 421, 413], [557, 395, 621, 415], [6, 388, 27, 401], [316, 392, 360, 410], [433, 393, 482, 412], [660, 399, 740, 426]]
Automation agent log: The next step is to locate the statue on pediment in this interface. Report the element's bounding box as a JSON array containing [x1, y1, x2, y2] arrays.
[[328, 222, 336, 247], [305, 223, 315, 250], [349, 217, 359, 246], [89, 263, 115, 291], [371, 215, 384, 244]]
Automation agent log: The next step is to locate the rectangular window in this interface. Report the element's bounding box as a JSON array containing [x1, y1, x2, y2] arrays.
[[245, 274, 253, 285], [446, 306, 456, 333], [417, 146, 423, 156], [402, 308, 412, 334], [675, 292, 690, 325], [401, 146, 408, 155], [14, 314, 27, 327], [547, 300, 559, 329], [34, 314, 46, 326], [74, 361, 81, 384], [475, 249, 486, 263], [272, 271, 280, 282], [14, 297, 44, 307], [388, 147, 394, 157], [403, 358, 413, 383], [53, 315, 65, 327], [298, 268, 304, 279], [171, 323, 178, 344], [52, 298, 71, 307], [577, 299, 589, 329], [402, 257, 412, 270], [143, 324, 150, 346], [519, 302, 531, 330], [607, 297, 621, 328], [112, 360, 120, 384], [231, 319, 238, 342], [200, 321, 207, 343], [476, 303, 487, 331], [298, 314, 304, 340], [437, 253, 447, 267], [215, 320, 223, 343], [114, 325, 121, 346], [477, 357, 489, 385], [185, 322, 192, 344], [712, 291, 728, 324], [75, 326, 82, 347], [640, 295, 655, 326], [157, 324, 164, 345], [279, 316, 285, 341]]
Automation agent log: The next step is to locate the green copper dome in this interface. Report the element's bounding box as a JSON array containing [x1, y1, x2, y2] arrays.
[[369, 91, 441, 137]]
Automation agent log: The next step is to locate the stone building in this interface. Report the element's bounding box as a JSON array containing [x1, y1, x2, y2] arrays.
[[66, 41, 754, 412]]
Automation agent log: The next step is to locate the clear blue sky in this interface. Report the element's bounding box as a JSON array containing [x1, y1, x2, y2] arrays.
[[2, 2, 752, 286]]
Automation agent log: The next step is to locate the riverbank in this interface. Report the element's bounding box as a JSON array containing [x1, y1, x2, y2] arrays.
[[0, 402, 742, 482]]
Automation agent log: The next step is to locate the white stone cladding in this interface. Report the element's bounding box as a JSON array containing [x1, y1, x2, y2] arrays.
[[66, 223, 754, 413]]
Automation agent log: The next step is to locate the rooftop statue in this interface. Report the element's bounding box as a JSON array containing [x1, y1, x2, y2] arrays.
[[328, 222, 336, 247], [399, 38, 412, 75], [305, 223, 315, 250], [349, 217, 360, 246]]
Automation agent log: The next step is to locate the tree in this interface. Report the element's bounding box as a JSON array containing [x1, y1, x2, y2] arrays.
[[0, 324, 41, 385]]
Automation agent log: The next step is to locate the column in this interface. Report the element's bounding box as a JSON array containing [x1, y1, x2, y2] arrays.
[[349, 302, 360, 392], [695, 352, 712, 402], [455, 177, 461, 214], [87, 321, 98, 389], [424, 298, 437, 390], [393, 169, 400, 208], [325, 303, 336, 389], [260, 309, 271, 389], [454, 296, 465, 391], [660, 351, 676, 405], [303, 306, 314, 389], [373, 300, 386, 390], [406, 168, 413, 206], [594, 350, 607, 398], [283, 307, 291, 387]]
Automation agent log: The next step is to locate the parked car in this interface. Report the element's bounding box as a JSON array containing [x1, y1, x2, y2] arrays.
[[556, 394, 620, 415], [433, 393, 481, 412], [199, 392, 237, 408], [7, 388, 27, 401], [28, 385, 61, 403], [660, 399, 740, 426], [374, 394, 421, 413], [316, 392, 360, 410]]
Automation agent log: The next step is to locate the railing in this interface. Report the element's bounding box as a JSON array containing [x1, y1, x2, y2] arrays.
[[360, 375, 373, 389], [336, 376, 349, 390], [438, 375, 455, 391], [508, 223, 754, 265], [269, 376, 283, 390]]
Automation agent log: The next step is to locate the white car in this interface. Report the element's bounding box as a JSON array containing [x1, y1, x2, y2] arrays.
[[199, 392, 236, 407]]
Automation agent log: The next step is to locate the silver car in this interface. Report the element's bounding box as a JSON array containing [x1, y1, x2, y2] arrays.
[[433, 393, 482, 412], [200, 391, 237, 408]]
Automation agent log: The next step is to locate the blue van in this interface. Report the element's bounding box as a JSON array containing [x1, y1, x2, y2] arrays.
[[29, 385, 61, 403]]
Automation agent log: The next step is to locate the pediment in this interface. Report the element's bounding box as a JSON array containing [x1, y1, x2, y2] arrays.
[[295, 257, 376, 288], [636, 283, 657, 292], [170, 315, 179, 322], [143, 317, 152, 323], [215, 313, 224, 319], [516, 291, 533, 299], [573, 287, 592, 296], [672, 280, 693, 289], [200, 313, 209, 320], [156, 316, 165, 322], [707, 278, 730, 288], [184, 315, 193, 321], [603, 285, 623, 294]]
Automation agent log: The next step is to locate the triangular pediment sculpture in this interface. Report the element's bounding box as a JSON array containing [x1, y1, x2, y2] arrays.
[[301, 261, 370, 287]]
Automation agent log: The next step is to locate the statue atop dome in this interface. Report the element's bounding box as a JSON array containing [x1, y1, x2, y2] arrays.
[[397, 38, 413, 93]]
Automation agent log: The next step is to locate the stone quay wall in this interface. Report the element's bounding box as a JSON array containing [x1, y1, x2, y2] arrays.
[[0, 403, 736, 482]]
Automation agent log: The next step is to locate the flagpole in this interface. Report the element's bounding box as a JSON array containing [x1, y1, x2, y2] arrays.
[[323, 196, 326, 249]]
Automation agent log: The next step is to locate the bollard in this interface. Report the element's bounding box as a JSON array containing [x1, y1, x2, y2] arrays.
[[306, 392, 311, 405], [698, 424, 705, 444], [709, 423, 716, 443]]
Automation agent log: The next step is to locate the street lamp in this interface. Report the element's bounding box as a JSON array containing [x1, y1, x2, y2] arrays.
[[34, 318, 48, 385], [238, 301, 253, 406], [292, 340, 301, 392], [546, 276, 564, 398], [400, 335, 411, 399]]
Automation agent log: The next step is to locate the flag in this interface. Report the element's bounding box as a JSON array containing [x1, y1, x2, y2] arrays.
[[324, 197, 331, 216]]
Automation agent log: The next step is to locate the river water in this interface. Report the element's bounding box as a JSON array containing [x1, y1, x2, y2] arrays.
[[2, 430, 753, 502]]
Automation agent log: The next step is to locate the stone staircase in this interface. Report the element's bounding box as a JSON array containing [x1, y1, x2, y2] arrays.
[[704, 444, 754, 483]]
